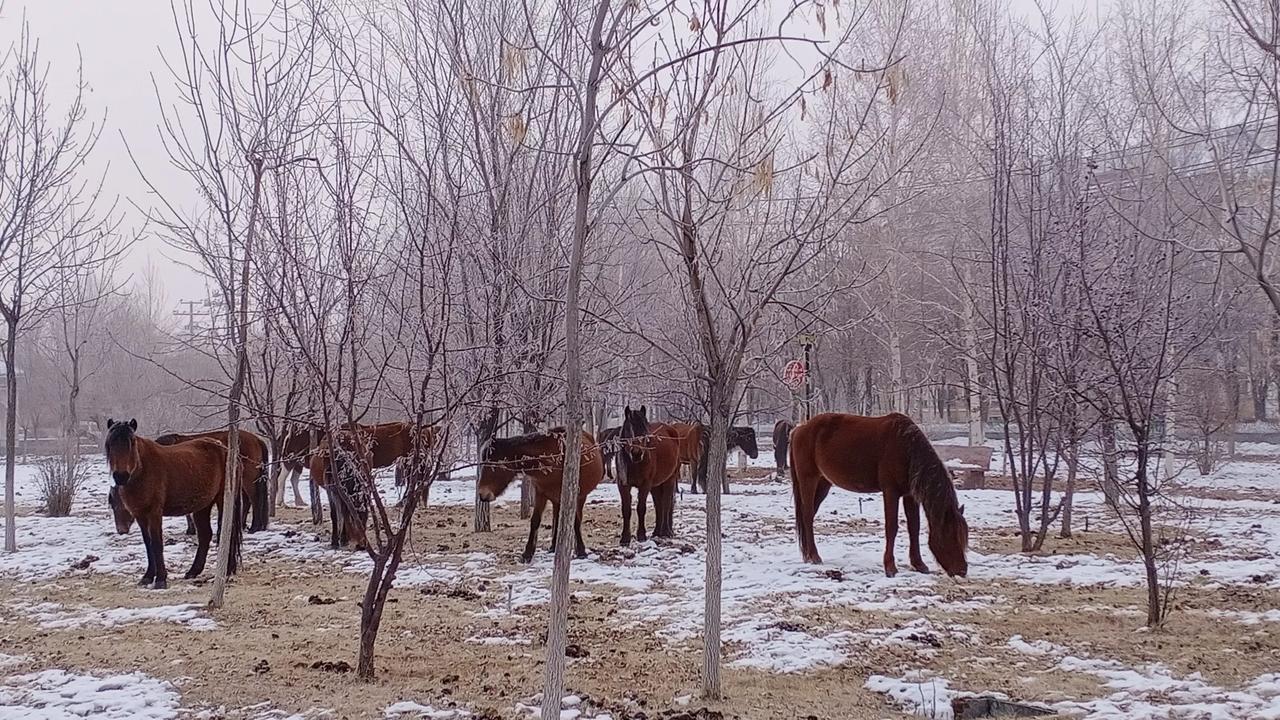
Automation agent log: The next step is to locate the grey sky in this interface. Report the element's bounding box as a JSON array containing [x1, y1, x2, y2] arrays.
[[3, 0, 1104, 316]]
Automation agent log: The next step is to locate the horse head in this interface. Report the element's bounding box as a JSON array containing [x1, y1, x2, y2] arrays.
[[928, 503, 969, 578], [477, 437, 518, 502], [730, 426, 759, 459], [106, 485, 133, 534], [104, 418, 141, 486]]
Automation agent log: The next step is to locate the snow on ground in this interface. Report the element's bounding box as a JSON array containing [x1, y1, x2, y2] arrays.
[[0, 665, 180, 719], [12, 601, 216, 631], [4, 443, 1280, 716]]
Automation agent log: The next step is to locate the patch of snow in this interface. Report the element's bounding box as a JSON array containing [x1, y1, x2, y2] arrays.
[[384, 700, 470, 718], [0, 667, 179, 719], [1053, 656, 1280, 719], [865, 671, 961, 719], [14, 601, 216, 631]]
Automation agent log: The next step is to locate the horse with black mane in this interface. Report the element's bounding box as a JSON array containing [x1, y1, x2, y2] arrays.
[[104, 419, 243, 588], [616, 406, 683, 544], [598, 425, 622, 480], [670, 422, 759, 494], [477, 428, 604, 562], [789, 412, 968, 577], [154, 429, 270, 532]]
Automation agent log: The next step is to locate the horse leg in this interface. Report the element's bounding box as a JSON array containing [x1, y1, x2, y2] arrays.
[[654, 481, 675, 539], [688, 463, 699, 494], [882, 491, 901, 578], [522, 494, 546, 564], [147, 514, 169, 589], [291, 468, 307, 507], [548, 501, 560, 552], [185, 514, 196, 535], [275, 464, 289, 507], [636, 486, 649, 542], [791, 456, 826, 564], [137, 521, 156, 586], [186, 506, 214, 579], [619, 483, 633, 546], [904, 496, 930, 573]]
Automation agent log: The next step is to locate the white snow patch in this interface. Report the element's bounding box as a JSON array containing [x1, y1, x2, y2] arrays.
[[0, 667, 179, 719], [865, 672, 962, 719], [15, 601, 216, 631], [1053, 656, 1280, 719], [384, 700, 470, 718]]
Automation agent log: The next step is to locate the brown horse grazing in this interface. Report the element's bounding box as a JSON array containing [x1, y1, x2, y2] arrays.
[[617, 406, 683, 545], [477, 429, 604, 562], [773, 420, 793, 476], [789, 412, 968, 577], [103, 419, 242, 588], [311, 421, 436, 549], [155, 429, 270, 532]]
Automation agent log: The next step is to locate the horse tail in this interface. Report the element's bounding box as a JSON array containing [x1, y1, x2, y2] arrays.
[[250, 434, 270, 532]]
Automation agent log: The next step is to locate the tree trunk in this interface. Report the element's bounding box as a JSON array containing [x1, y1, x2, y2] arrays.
[[539, 3, 607, 714], [4, 317, 17, 552], [210, 159, 262, 609], [1059, 439, 1078, 538], [963, 274, 984, 447], [702, 393, 730, 701], [520, 414, 537, 520], [474, 410, 497, 533], [1100, 419, 1121, 510]]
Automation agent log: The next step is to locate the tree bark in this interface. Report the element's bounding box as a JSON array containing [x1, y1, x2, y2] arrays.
[[210, 157, 263, 609], [540, 2, 608, 714], [702, 391, 730, 700], [3, 317, 17, 552]]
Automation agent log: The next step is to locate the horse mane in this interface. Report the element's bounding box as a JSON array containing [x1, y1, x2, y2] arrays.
[[894, 415, 963, 531], [105, 422, 137, 452], [487, 430, 562, 459]]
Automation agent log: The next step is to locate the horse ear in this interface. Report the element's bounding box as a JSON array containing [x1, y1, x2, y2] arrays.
[[107, 418, 115, 429], [959, 504, 966, 515], [624, 405, 631, 416], [128, 419, 138, 431], [639, 405, 647, 417]]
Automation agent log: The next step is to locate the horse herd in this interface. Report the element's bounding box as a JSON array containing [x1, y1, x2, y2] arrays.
[[101, 410, 969, 590]]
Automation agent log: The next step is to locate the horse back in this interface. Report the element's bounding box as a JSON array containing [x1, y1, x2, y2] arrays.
[[668, 422, 703, 464], [129, 437, 229, 517], [642, 422, 683, 487], [792, 413, 910, 494]]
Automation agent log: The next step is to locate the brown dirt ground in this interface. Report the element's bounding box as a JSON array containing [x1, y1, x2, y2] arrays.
[[2, 490, 1275, 719], [0, 502, 908, 720]]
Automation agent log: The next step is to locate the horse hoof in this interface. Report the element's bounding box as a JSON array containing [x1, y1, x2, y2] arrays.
[[153, 578, 168, 590], [884, 567, 898, 578], [911, 563, 931, 574], [520, 553, 534, 564], [138, 576, 154, 586], [574, 551, 588, 560]]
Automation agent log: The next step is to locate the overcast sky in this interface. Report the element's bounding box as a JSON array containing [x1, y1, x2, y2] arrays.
[[2, 0, 1105, 315]]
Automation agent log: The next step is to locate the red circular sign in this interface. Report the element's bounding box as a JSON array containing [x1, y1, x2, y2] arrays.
[[783, 360, 807, 389]]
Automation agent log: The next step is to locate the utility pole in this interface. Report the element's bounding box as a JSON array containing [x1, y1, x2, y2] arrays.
[[173, 300, 200, 338]]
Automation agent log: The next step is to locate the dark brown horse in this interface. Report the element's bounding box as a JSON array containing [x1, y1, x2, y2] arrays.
[[773, 420, 793, 476], [477, 429, 604, 562], [104, 419, 242, 588], [311, 421, 436, 548], [789, 412, 968, 577], [617, 406, 682, 544], [155, 429, 270, 532]]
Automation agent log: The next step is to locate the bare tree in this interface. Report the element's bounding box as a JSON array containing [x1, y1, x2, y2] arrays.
[[0, 14, 110, 550]]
